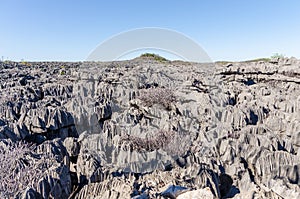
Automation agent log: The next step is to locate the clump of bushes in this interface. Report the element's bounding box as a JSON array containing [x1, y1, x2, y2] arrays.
[[138, 87, 176, 109], [20, 61, 32, 67], [120, 130, 175, 152], [270, 53, 285, 59], [119, 130, 191, 157], [243, 58, 271, 63], [0, 140, 55, 198], [140, 53, 168, 62]]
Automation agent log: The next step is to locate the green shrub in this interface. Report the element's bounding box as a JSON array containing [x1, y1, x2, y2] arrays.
[[19, 60, 32, 66], [270, 53, 285, 59], [243, 58, 271, 63], [140, 53, 168, 62]]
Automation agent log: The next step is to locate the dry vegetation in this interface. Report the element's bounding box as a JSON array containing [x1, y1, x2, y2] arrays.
[[119, 130, 191, 157], [138, 87, 176, 109], [0, 141, 55, 198]]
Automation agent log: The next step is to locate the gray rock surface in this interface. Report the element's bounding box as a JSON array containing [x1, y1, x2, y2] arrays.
[[0, 57, 299, 198], [176, 188, 214, 199]]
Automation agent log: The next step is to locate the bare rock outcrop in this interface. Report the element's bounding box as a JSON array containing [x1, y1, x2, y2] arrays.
[[0, 57, 299, 198]]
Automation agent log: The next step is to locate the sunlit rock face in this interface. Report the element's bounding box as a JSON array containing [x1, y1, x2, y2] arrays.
[[0, 57, 299, 198]]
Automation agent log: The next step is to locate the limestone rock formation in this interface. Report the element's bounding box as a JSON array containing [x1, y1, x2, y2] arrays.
[[0, 57, 299, 198]]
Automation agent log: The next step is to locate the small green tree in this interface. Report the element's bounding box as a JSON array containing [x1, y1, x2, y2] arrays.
[[140, 53, 168, 62], [271, 53, 285, 59]]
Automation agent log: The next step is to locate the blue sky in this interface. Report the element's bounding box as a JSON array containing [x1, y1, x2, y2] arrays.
[[0, 0, 299, 61]]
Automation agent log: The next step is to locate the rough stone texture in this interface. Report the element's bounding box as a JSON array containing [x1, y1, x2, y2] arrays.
[[177, 188, 215, 199], [0, 57, 299, 198], [21, 188, 42, 199], [63, 137, 80, 157]]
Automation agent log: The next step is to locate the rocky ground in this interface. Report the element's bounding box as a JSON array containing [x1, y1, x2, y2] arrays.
[[0, 56, 299, 198]]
